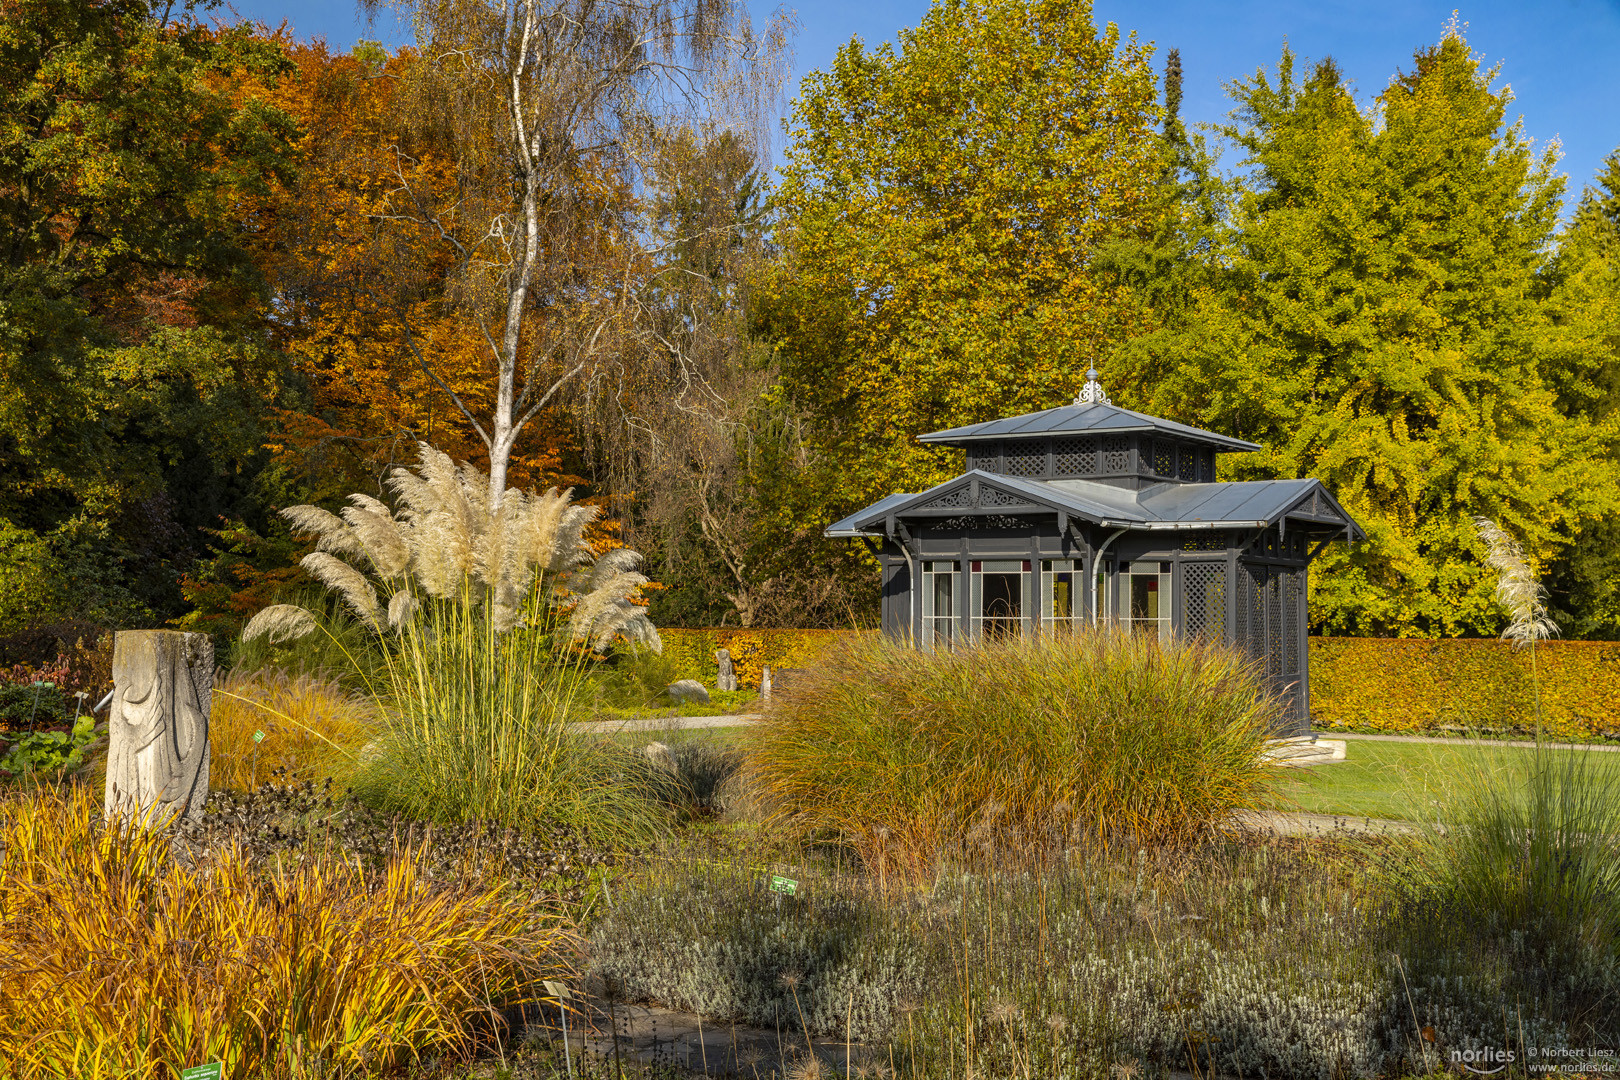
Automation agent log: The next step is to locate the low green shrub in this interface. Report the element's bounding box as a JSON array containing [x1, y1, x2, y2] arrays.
[[0, 713, 98, 781], [745, 629, 1282, 880], [589, 646, 684, 710], [0, 682, 71, 731], [590, 835, 1401, 1078]]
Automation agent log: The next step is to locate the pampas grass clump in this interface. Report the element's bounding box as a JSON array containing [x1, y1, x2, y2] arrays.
[[237, 443, 669, 840], [243, 441, 658, 652]]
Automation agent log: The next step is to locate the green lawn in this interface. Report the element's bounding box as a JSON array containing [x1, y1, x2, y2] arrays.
[[581, 689, 761, 722], [1275, 737, 1617, 821]]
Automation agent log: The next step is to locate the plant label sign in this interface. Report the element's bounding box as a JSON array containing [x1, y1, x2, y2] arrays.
[[769, 875, 798, 896], [181, 1064, 223, 1080], [252, 730, 266, 744]]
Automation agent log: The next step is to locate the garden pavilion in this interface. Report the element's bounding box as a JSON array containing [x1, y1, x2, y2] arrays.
[[825, 370, 1365, 733]]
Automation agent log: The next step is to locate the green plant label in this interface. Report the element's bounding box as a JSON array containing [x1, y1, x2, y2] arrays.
[[181, 1065, 222, 1080], [252, 730, 265, 744], [769, 875, 798, 896]]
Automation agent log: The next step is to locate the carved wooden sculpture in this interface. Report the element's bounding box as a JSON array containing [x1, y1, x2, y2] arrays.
[[105, 630, 212, 823]]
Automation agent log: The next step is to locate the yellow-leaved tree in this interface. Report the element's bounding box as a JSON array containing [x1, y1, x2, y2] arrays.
[[757, 0, 1163, 511]]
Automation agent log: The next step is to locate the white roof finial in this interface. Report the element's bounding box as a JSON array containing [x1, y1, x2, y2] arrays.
[[1073, 368, 1111, 406]]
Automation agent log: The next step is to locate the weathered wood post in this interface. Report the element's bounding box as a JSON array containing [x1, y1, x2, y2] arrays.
[[105, 630, 212, 823]]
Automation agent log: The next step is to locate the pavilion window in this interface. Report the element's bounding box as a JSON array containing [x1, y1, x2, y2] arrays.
[[1041, 559, 1082, 630], [1114, 560, 1172, 640], [920, 561, 959, 651], [971, 559, 1028, 639]]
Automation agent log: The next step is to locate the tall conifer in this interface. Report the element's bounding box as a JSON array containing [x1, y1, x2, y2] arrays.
[[1111, 28, 1618, 636]]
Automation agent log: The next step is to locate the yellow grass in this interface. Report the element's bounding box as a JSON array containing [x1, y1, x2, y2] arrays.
[[0, 785, 572, 1079], [210, 669, 378, 791], [746, 630, 1282, 883]]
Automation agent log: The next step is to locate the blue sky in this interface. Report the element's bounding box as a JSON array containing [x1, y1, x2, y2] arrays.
[[223, 0, 1620, 203]]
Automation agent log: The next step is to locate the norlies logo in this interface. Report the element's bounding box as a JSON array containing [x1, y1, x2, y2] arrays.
[[1452, 1047, 1517, 1075]]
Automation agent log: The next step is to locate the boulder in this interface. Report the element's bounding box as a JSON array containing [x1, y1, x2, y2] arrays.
[[666, 679, 710, 705]]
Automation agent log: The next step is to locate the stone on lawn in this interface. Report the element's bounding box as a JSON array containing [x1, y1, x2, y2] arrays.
[[666, 679, 710, 705]]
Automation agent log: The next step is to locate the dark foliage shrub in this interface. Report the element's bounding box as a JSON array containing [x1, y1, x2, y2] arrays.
[[175, 770, 620, 905], [0, 683, 71, 732]]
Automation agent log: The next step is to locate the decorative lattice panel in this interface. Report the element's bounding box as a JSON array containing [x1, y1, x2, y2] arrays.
[[1102, 436, 1130, 473], [1003, 444, 1046, 477], [1200, 450, 1216, 482], [1152, 440, 1175, 477], [1054, 437, 1097, 475], [979, 487, 1026, 508], [1178, 446, 1198, 481], [1266, 570, 1284, 676], [1282, 567, 1301, 675], [1181, 532, 1227, 552], [922, 487, 973, 510], [1237, 565, 1268, 662], [1182, 561, 1227, 642]]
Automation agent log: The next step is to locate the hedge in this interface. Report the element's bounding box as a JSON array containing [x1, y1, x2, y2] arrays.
[[1309, 638, 1620, 741], [657, 629, 868, 690], [658, 629, 1620, 740]]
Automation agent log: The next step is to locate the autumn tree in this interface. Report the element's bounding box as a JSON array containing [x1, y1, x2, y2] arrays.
[[350, 0, 789, 511], [758, 0, 1163, 514], [250, 40, 580, 501], [1109, 29, 1620, 636], [0, 0, 300, 626]]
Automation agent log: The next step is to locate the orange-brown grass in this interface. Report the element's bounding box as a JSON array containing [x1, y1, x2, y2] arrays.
[[744, 629, 1282, 883], [211, 668, 378, 791], [0, 785, 571, 1079]]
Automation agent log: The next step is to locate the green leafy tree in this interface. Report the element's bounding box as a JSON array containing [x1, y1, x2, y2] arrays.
[[759, 0, 1163, 511], [1110, 29, 1618, 636], [0, 0, 300, 626], [1541, 148, 1620, 637]]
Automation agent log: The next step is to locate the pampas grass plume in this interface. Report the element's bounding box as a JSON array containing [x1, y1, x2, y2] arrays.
[[1473, 517, 1558, 648], [241, 604, 319, 644]]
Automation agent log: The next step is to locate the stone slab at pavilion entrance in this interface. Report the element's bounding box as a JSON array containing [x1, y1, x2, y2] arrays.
[[826, 371, 1365, 735]]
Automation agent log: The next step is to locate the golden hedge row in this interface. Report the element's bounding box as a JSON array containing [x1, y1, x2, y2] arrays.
[[1309, 638, 1620, 741], [658, 629, 1620, 739], [657, 629, 868, 690]]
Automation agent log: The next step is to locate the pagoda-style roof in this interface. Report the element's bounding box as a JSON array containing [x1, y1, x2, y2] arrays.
[[826, 470, 1364, 540], [918, 401, 1262, 453]]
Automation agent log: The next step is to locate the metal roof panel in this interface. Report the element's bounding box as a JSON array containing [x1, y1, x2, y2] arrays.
[[918, 402, 1263, 452]]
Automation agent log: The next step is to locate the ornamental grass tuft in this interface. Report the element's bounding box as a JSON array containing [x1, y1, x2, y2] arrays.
[[209, 668, 378, 791], [0, 784, 572, 1080], [744, 629, 1282, 881]]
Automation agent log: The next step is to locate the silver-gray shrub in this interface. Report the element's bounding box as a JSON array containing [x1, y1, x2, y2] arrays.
[[591, 835, 1619, 1079]]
